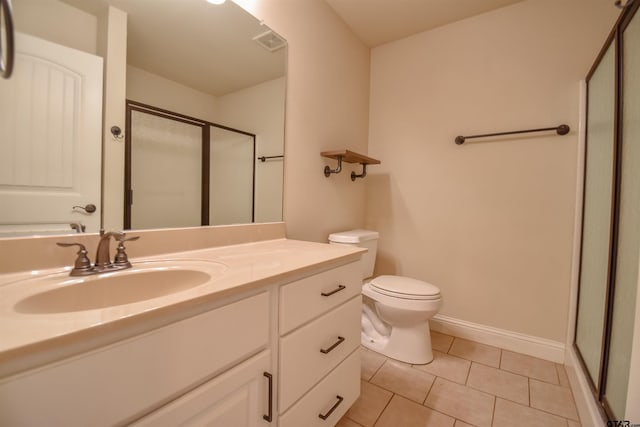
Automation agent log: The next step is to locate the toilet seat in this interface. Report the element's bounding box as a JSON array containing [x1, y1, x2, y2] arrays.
[[369, 275, 441, 300]]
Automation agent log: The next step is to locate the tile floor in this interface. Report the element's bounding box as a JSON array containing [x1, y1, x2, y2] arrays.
[[337, 331, 581, 427]]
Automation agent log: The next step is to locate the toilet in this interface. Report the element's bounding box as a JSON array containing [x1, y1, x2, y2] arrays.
[[328, 229, 442, 364]]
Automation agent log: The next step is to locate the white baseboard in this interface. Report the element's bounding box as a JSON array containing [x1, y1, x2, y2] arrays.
[[565, 346, 606, 427], [430, 314, 565, 363]]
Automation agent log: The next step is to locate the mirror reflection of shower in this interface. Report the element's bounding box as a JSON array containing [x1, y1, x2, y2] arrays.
[[125, 102, 256, 230]]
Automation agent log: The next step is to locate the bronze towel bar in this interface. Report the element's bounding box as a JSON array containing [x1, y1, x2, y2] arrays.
[[454, 124, 570, 145]]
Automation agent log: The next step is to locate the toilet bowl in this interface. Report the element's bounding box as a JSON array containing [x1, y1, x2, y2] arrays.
[[328, 230, 442, 364], [362, 275, 441, 364]]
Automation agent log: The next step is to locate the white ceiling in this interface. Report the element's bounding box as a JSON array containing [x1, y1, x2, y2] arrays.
[[59, 0, 526, 95], [62, 0, 286, 97], [324, 0, 526, 47]]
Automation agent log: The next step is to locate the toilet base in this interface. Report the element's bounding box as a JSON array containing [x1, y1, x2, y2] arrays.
[[361, 320, 434, 365]]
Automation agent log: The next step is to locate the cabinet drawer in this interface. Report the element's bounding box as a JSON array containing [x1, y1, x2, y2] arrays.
[[280, 349, 360, 427], [0, 292, 270, 427], [280, 261, 361, 334], [279, 296, 361, 412]]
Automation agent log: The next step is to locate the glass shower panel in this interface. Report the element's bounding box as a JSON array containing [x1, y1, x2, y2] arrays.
[[130, 111, 203, 229], [575, 41, 616, 387], [604, 9, 640, 419], [209, 126, 254, 225]]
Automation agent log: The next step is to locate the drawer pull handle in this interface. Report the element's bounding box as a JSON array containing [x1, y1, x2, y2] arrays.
[[321, 284, 346, 297], [263, 372, 273, 422], [318, 395, 344, 420], [320, 336, 345, 354]]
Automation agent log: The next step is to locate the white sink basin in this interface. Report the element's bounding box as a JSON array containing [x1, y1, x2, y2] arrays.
[[12, 260, 227, 314]]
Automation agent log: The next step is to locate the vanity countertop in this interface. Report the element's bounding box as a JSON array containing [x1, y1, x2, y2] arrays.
[[0, 238, 365, 377]]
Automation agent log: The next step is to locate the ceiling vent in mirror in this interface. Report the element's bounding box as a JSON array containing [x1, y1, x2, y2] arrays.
[[253, 30, 286, 52]]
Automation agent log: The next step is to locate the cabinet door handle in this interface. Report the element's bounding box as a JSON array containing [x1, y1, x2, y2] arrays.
[[318, 395, 344, 420], [263, 372, 273, 422], [321, 284, 346, 297], [320, 336, 345, 354]]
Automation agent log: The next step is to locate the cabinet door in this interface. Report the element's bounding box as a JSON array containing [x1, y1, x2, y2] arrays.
[[133, 350, 273, 427]]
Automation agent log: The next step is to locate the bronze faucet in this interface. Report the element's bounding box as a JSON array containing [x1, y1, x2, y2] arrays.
[[95, 230, 125, 268], [57, 230, 139, 276]]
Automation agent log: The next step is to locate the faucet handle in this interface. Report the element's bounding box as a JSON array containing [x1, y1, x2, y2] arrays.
[[100, 229, 125, 239], [116, 235, 140, 243], [113, 235, 140, 267], [57, 242, 92, 273]]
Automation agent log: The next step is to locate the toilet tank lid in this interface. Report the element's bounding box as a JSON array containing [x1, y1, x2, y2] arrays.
[[370, 275, 440, 297], [328, 229, 379, 243]]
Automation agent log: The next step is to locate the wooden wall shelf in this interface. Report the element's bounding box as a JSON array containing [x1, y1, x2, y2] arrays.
[[320, 150, 381, 165], [320, 150, 380, 180]]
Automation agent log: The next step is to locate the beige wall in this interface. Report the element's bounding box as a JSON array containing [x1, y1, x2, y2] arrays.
[[13, 0, 97, 54], [126, 66, 219, 122], [234, 0, 371, 243], [216, 77, 286, 223], [364, 0, 618, 342]]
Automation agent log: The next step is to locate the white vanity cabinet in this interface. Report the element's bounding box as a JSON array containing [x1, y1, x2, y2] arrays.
[[0, 255, 364, 427], [0, 291, 273, 426], [278, 261, 362, 426], [134, 260, 363, 427]]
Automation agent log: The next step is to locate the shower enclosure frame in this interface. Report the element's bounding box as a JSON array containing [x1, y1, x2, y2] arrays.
[[123, 100, 257, 229], [574, 0, 640, 421]]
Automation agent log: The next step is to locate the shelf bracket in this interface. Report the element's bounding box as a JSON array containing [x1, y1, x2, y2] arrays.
[[321, 149, 380, 180], [324, 156, 343, 177], [351, 163, 367, 181]]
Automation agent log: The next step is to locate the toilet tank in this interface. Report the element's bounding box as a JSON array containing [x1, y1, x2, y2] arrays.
[[328, 229, 379, 279]]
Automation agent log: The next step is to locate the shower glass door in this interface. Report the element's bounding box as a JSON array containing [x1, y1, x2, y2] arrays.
[[129, 110, 204, 230], [575, 39, 616, 389], [209, 126, 255, 225], [575, 3, 640, 420], [602, 6, 640, 418]]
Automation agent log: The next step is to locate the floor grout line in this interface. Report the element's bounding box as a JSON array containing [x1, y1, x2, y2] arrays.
[[371, 391, 394, 427], [490, 392, 497, 427], [446, 336, 455, 353], [503, 397, 580, 423], [367, 357, 387, 382], [422, 375, 436, 405], [361, 386, 575, 425], [351, 333, 581, 427], [499, 367, 562, 387]]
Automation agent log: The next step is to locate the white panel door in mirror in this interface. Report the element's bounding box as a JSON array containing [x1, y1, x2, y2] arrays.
[[0, 33, 103, 236]]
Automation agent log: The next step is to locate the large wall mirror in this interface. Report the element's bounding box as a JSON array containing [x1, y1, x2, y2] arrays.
[[0, 0, 286, 237]]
